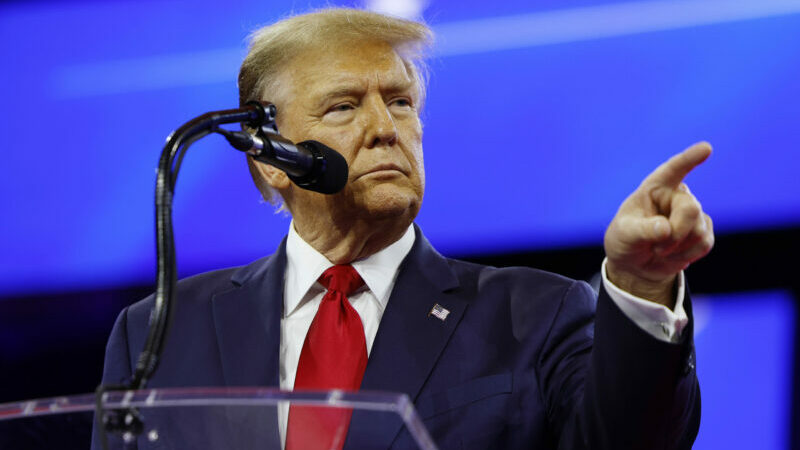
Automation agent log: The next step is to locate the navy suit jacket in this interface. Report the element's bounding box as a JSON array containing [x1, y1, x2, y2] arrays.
[[99, 227, 700, 449]]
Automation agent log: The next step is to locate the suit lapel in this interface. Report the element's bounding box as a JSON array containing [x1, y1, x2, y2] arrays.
[[346, 227, 465, 449], [211, 240, 287, 387]]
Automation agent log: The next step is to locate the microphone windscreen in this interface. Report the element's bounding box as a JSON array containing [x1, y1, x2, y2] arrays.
[[296, 140, 349, 194]]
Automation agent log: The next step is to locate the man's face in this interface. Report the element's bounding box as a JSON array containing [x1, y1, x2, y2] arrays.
[[269, 39, 425, 225]]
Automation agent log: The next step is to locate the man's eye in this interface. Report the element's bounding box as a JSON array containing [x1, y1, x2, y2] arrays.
[[392, 98, 411, 107], [328, 103, 354, 113]]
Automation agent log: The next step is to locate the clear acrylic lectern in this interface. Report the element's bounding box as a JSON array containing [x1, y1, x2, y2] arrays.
[[0, 387, 437, 449]]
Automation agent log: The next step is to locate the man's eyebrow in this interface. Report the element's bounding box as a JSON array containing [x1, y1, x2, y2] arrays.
[[312, 77, 417, 108], [381, 78, 416, 96], [313, 83, 365, 107]]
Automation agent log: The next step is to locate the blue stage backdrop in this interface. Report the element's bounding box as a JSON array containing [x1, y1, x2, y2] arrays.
[[1, 0, 799, 296]]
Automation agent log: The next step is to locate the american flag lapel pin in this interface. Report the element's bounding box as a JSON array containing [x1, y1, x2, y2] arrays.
[[428, 303, 450, 322]]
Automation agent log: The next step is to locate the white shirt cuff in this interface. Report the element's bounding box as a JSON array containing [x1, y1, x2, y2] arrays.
[[601, 258, 689, 343]]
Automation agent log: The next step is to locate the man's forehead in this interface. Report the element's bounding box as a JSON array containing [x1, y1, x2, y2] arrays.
[[282, 40, 417, 97], [298, 38, 398, 65], [306, 72, 416, 95]]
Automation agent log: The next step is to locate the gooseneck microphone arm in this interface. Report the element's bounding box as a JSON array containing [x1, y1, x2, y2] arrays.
[[137, 101, 273, 391], [94, 102, 274, 448]]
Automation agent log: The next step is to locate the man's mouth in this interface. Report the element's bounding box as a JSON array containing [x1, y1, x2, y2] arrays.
[[356, 164, 405, 179]]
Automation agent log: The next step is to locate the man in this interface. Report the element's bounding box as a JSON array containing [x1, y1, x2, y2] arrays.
[[99, 8, 712, 449]]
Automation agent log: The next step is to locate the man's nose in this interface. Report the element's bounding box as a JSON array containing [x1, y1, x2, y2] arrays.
[[363, 100, 398, 148]]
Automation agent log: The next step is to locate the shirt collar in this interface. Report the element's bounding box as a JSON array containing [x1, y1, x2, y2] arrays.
[[284, 223, 415, 317]]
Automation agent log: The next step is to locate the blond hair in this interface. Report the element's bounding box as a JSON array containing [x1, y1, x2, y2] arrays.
[[238, 8, 433, 205]]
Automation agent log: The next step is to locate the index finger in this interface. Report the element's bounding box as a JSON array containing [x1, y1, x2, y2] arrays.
[[644, 141, 712, 188]]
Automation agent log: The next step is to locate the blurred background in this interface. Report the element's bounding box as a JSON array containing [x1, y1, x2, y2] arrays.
[[0, 0, 798, 448]]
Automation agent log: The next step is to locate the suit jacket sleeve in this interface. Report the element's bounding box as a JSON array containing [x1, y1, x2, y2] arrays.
[[539, 279, 700, 449]]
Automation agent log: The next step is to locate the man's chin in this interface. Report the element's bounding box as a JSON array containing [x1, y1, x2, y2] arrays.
[[359, 193, 422, 222]]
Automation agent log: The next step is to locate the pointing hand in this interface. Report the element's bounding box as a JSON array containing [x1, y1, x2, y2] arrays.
[[604, 142, 715, 307]]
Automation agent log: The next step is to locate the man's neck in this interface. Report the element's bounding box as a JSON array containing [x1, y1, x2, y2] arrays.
[[292, 217, 412, 264]]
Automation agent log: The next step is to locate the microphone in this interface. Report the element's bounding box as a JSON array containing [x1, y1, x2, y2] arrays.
[[222, 130, 348, 194]]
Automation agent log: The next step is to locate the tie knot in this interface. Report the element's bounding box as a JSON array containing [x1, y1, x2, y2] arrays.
[[319, 265, 364, 296]]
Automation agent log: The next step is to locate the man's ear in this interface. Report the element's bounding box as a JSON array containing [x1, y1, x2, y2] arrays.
[[251, 157, 292, 190]]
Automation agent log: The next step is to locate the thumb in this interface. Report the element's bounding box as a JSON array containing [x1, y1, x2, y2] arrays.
[[615, 215, 671, 245], [640, 215, 672, 242]]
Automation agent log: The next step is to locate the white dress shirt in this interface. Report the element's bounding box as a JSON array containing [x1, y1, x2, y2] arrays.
[[277, 224, 688, 444], [278, 224, 415, 445]]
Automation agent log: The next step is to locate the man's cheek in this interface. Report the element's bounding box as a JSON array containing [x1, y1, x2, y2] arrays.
[[326, 131, 357, 158]]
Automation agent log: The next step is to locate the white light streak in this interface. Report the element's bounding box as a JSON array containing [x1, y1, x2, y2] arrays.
[[50, 0, 800, 98], [433, 0, 800, 57], [364, 0, 428, 19]]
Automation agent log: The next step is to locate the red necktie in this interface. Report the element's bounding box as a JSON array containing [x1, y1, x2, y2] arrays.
[[286, 265, 367, 450]]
